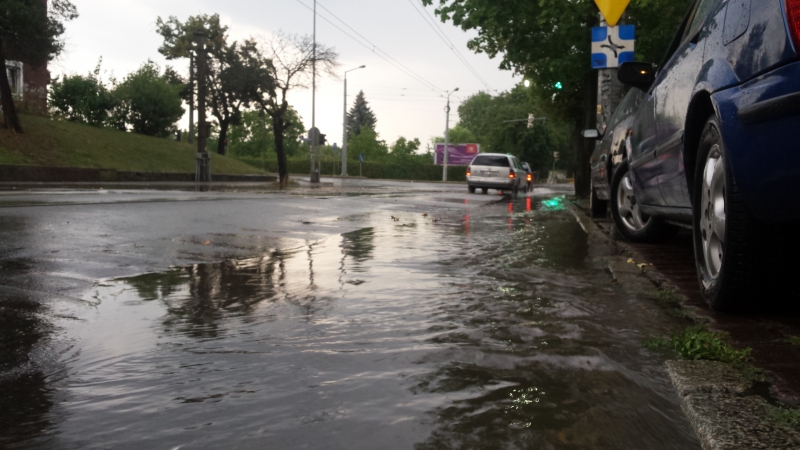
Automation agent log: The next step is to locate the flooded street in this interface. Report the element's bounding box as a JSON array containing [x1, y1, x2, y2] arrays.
[[0, 181, 700, 449]]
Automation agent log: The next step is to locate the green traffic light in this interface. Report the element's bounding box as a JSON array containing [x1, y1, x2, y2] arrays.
[[554, 82, 563, 90]]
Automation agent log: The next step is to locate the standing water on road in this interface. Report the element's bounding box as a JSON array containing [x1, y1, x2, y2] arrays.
[[2, 195, 699, 449]]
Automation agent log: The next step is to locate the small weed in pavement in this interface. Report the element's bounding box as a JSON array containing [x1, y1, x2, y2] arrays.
[[769, 405, 800, 430], [647, 326, 751, 365], [653, 288, 682, 307], [785, 335, 800, 346]]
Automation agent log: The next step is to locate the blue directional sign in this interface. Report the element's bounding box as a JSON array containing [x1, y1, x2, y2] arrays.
[[359, 154, 364, 163], [591, 25, 635, 69]]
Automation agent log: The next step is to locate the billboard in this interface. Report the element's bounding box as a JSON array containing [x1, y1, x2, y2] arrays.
[[434, 143, 480, 166]]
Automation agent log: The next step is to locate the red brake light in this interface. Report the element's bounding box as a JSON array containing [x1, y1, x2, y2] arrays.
[[527, 174, 532, 182], [509, 169, 515, 179], [466, 167, 471, 177], [788, 0, 800, 52]]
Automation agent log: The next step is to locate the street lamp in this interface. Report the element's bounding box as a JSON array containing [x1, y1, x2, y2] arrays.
[[523, 79, 531, 88], [342, 65, 365, 177], [442, 87, 459, 182]]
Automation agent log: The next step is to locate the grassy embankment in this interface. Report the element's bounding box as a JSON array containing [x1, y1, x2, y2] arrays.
[[0, 113, 263, 174]]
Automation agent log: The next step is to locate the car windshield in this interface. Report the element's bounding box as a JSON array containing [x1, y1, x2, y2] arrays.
[[472, 155, 510, 167]]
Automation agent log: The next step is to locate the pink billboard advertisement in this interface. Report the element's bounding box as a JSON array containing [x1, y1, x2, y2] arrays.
[[434, 143, 480, 166]]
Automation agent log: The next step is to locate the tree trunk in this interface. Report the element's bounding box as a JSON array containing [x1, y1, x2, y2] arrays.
[[573, 71, 598, 198], [217, 120, 229, 155], [0, 45, 23, 133], [272, 113, 289, 184]]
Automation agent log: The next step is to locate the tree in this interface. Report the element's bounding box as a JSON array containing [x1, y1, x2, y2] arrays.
[[207, 39, 275, 155], [156, 15, 275, 155], [347, 127, 388, 162], [49, 60, 115, 126], [422, 0, 693, 195], [432, 124, 476, 145], [111, 61, 185, 138], [228, 107, 305, 161], [254, 32, 339, 184], [346, 90, 376, 137], [0, 0, 78, 133], [390, 136, 421, 158]]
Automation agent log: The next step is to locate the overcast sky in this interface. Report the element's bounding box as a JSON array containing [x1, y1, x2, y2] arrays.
[[52, 0, 520, 149]]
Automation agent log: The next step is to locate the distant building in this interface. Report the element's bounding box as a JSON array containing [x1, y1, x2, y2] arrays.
[[3, 0, 50, 115]]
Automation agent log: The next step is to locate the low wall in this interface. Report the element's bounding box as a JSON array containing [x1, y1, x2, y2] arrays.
[[0, 165, 277, 183]]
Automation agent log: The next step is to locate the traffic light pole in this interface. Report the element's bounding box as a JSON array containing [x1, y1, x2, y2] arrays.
[[442, 88, 458, 182]]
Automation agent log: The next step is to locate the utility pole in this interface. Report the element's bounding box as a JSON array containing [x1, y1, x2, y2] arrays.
[[310, 0, 319, 183], [188, 54, 194, 144], [195, 31, 210, 182], [342, 65, 365, 177], [442, 87, 459, 182]]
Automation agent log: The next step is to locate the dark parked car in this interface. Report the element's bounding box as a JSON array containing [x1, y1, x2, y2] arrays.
[[586, 88, 645, 217], [603, 0, 800, 310]]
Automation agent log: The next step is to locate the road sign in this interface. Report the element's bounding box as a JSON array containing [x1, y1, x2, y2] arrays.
[[591, 25, 635, 69], [553, 152, 559, 160], [594, 0, 630, 27]]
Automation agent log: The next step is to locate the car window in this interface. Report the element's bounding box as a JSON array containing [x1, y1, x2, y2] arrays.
[[472, 155, 510, 167], [683, 0, 715, 42]]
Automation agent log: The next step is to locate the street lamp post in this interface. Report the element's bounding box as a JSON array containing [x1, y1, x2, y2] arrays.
[[342, 65, 365, 177], [442, 87, 459, 182]]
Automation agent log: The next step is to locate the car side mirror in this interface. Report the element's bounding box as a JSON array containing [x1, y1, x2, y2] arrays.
[[582, 129, 602, 140], [618, 62, 656, 91]]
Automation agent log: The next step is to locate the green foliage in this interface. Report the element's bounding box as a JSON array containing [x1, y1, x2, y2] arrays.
[[785, 336, 800, 347], [251, 157, 466, 182], [227, 108, 305, 160], [111, 61, 185, 138], [347, 91, 377, 136], [156, 14, 228, 60], [49, 62, 115, 126], [769, 405, 800, 430], [653, 288, 683, 306], [652, 327, 752, 365], [432, 124, 476, 145], [0, 0, 78, 66], [452, 86, 572, 174], [347, 127, 388, 162], [390, 137, 421, 158]]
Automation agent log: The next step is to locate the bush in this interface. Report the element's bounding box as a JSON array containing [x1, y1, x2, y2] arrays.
[[238, 158, 466, 181], [111, 61, 185, 138], [49, 73, 115, 126]]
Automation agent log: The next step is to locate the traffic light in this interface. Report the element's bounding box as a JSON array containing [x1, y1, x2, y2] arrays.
[[528, 114, 535, 129], [319, 134, 327, 146], [554, 81, 563, 90]]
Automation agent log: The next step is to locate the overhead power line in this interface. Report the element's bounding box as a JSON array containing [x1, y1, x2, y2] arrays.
[[294, 0, 444, 94], [405, 0, 495, 93]]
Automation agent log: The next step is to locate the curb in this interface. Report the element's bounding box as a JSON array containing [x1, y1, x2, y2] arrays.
[[569, 200, 800, 449], [665, 360, 800, 449]]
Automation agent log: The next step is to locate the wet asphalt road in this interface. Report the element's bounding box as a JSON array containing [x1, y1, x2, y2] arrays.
[[0, 179, 700, 449]]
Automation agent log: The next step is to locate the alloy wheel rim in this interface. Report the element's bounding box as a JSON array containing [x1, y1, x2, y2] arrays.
[[616, 173, 649, 231], [700, 145, 726, 281]]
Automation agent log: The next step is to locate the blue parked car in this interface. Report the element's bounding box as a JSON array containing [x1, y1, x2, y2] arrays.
[[608, 0, 800, 310]]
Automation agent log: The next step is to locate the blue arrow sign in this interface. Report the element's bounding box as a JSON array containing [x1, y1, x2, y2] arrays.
[[591, 25, 635, 69]]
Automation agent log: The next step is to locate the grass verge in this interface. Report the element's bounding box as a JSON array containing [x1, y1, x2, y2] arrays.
[[0, 113, 262, 175]]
